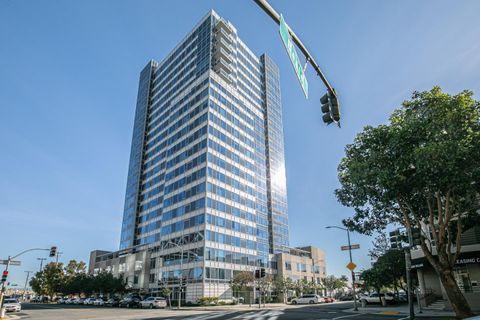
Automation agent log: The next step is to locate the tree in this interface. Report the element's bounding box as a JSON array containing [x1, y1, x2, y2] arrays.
[[229, 271, 254, 298], [376, 249, 406, 295], [30, 262, 64, 300], [368, 232, 389, 261], [336, 87, 480, 318], [360, 267, 390, 303], [323, 275, 348, 297], [273, 277, 295, 303]]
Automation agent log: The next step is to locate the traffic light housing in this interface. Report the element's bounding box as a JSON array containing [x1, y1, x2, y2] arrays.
[[255, 268, 266, 279], [1, 270, 8, 283], [411, 227, 422, 246], [389, 229, 401, 249], [320, 89, 340, 126], [49, 246, 57, 257]]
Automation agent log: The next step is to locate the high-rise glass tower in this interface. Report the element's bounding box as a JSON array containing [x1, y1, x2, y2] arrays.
[[118, 10, 289, 299]]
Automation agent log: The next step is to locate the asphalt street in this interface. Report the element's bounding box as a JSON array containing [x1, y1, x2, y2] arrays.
[[8, 302, 454, 320]]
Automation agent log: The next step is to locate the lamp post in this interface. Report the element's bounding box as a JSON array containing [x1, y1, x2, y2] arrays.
[[326, 226, 358, 311]]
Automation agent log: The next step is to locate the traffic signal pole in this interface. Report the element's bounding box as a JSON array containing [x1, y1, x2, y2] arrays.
[[253, 0, 337, 100], [0, 247, 56, 317]]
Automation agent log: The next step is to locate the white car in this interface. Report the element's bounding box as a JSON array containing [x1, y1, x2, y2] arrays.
[[83, 298, 95, 305], [291, 294, 324, 305], [93, 298, 105, 306], [360, 293, 395, 304], [4, 298, 21, 312], [65, 298, 74, 304], [139, 297, 167, 309], [57, 298, 66, 304]]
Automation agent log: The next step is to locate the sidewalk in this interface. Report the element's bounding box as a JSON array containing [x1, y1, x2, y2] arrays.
[[345, 303, 456, 318]]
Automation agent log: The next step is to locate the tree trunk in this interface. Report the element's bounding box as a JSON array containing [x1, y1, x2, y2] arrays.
[[424, 250, 474, 319], [437, 268, 473, 319]]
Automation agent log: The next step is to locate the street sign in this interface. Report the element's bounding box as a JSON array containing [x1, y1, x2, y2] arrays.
[[279, 14, 309, 98], [346, 262, 357, 271], [341, 244, 360, 251], [0, 260, 21, 266]]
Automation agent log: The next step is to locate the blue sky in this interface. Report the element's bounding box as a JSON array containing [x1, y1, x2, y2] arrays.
[[1, 0, 480, 286]]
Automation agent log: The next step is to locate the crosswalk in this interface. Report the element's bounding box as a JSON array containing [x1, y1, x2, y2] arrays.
[[168, 310, 286, 320]]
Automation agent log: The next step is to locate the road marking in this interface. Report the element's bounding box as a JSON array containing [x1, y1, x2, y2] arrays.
[[332, 314, 362, 320]]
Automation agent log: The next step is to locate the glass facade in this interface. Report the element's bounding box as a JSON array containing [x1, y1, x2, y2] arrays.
[[118, 10, 289, 296]]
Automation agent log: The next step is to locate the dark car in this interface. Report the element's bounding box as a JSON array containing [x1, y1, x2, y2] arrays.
[[119, 295, 142, 308], [105, 297, 121, 307]]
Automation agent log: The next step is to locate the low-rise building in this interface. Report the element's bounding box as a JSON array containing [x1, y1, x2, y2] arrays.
[[411, 225, 480, 311]]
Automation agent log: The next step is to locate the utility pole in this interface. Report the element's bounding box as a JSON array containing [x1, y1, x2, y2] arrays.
[[23, 271, 33, 298], [55, 251, 63, 264], [37, 258, 47, 272]]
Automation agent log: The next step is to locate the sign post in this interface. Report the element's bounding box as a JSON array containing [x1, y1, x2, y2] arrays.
[[279, 14, 309, 98]]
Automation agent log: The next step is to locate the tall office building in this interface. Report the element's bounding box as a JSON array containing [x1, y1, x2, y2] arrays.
[[96, 10, 292, 300]]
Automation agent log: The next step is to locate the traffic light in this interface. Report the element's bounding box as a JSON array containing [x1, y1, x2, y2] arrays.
[[255, 269, 260, 279], [389, 229, 401, 249], [260, 268, 266, 278], [1, 270, 8, 283], [49, 246, 57, 257], [320, 89, 340, 126], [411, 227, 422, 246]]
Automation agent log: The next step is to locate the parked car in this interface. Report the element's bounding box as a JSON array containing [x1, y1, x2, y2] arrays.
[[4, 298, 21, 312], [360, 293, 395, 305], [324, 297, 335, 303], [139, 297, 167, 309], [83, 298, 95, 305], [105, 297, 120, 307], [57, 297, 66, 304], [65, 298, 74, 304], [93, 298, 105, 306], [72, 298, 85, 305], [119, 295, 142, 308], [291, 294, 324, 305]]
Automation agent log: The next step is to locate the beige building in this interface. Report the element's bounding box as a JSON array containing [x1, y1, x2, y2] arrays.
[[275, 246, 326, 285]]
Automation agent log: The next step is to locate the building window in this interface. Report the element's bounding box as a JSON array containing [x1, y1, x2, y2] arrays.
[[312, 265, 320, 274], [296, 263, 306, 272], [285, 261, 292, 270], [150, 258, 156, 269], [149, 273, 155, 283]]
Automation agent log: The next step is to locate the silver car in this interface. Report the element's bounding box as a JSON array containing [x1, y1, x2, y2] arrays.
[[139, 297, 167, 309], [4, 298, 21, 312]]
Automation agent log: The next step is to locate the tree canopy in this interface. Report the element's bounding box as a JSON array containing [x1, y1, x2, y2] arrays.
[[336, 87, 480, 318]]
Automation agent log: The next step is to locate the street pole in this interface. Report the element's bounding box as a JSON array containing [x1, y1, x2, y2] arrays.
[[55, 252, 63, 264], [0, 247, 53, 317], [405, 227, 415, 320], [253, 0, 338, 100], [326, 226, 358, 312], [0, 257, 11, 318], [37, 258, 46, 272], [23, 271, 33, 299], [346, 230, 358, 311]]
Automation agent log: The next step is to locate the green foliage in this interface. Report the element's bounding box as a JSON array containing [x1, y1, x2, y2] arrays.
[[30, 262, 64, 299], [229, 271, 254, 294], [323, 275, 347, 296], [336, 87, 479, 318], [197, 296, 219, 305], [29, 259, 126, 298]]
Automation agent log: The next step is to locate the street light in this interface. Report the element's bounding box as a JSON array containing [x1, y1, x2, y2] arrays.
[[325, 225, 358, 311]]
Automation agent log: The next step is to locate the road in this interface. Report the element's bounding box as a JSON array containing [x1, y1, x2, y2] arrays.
[[8, 302, 453, 320]]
